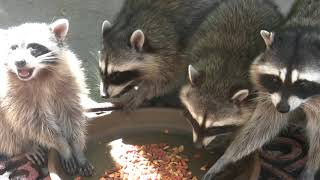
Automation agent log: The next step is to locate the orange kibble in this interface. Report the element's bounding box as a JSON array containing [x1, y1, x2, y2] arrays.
[[100, 143, 196, 179]]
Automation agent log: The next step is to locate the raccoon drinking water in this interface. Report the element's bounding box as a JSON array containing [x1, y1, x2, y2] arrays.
[[203, 1, 320, 179], [180, 0, 283, 149], [0, 19, 93, 177], [99, 0, 222, 110]]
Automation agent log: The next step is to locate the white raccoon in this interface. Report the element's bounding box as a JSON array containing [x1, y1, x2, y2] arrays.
[[0, 19, 93, 177]]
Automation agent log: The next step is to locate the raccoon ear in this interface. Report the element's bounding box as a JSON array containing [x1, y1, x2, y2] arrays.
[[50, 19, 69, 40], [260, 30, 274, 48], [231, 89, 249, 103], [130, 29, 145, 51], [188, 65, 202, 86], [102, 20, 112, 34]]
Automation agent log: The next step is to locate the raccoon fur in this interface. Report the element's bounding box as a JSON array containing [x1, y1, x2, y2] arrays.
[[180, 0, 283, 149], [0, 19, 94, 177], [203, 1, 320, 179], [99, 0, 223, 110]]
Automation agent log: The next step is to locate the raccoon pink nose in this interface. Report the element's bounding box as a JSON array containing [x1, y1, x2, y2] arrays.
[[276, 102, 290, 113], [15, 60, 26, 68]]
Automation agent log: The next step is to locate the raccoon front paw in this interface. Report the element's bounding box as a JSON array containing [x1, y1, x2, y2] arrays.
[[60, 156, 78, 176], [298, 169, 315, 180], [202, 172, 215, 180], [78, 160, 94, 177], [201, 158, 226, 180], [109, 88, 146, 110], [26, 146, 48, 167]]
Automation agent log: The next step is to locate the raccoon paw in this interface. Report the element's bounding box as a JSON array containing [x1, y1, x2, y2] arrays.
[[201, 157, 226, 180], [108, 87, 147, 111], [298, 169, 314, 180], [26, 146, 48, 167], [78, 160, 94, 177], [60, 156, 78, 176]]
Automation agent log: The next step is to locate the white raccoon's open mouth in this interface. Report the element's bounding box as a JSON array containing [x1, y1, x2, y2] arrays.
[[17, 68, 34, 80]]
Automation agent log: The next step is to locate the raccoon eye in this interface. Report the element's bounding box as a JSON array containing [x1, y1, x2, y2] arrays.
[[293, 80, 320, 99], [259, 74, 282, 92], [272, 77, 280, 83], [27, 43, 51, 57], [108, 70, 140, 85], [10, 45, 18, 50]]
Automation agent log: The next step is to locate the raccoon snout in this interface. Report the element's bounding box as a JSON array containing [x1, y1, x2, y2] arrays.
[[276, 101, 290, 113], [15, 60, 26, 68]]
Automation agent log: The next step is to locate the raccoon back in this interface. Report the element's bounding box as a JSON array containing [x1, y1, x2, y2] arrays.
[[188, 0, 283, 94]]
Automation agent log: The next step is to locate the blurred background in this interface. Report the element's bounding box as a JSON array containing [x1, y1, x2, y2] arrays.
[[0, 0, 124, 101]]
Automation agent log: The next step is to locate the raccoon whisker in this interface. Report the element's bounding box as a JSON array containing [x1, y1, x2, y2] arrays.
[[255, 92, 271, 97], [38, 57, 58, 61], [303, 102, 314, 112], [37, 51, 57, 59], [253, 95, 271, 107], [95, 83, 100, 89], [252, 95, 269, 102], [41, 61, 58, 65]]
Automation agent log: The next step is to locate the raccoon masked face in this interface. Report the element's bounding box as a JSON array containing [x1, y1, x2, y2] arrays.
[[99, 20, 157, 98], [3, 19, 68, 81], [252, 30, 320, 113], [180, 65, 250, 148]]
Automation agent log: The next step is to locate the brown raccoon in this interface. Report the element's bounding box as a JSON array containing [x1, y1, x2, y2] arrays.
[[180, 0, 283, 149], [99, 0, 223, 110], [203, 1, 320, 180], [0, 19, 93, 177]]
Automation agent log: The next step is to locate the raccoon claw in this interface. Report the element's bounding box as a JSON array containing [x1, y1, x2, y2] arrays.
[[60, 156, 78, 176], [26, 147, 48, 167], [78, 161, 94, 177]]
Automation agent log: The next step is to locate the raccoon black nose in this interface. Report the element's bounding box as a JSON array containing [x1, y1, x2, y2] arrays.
[[101, 93, 109, 98], [276, 102, 290, 113], [15, 60, 26, 68]]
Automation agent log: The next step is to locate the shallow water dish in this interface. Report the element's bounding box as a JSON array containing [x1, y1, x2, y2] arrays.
[[48, 108, 260, 180]]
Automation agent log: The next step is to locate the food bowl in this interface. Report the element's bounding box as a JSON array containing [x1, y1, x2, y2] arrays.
[[48, 108, 260, 180]]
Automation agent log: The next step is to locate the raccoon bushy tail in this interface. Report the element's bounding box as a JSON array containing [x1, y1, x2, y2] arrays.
[[301, 97, 320, 179]]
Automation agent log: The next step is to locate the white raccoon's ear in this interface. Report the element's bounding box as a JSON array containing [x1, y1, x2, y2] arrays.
[[102, 20, 112, 34], [130, 29, 145, 51], [232, 89, 249, 103], [188, 65, 201, 86], [50, 19, 69, 40], [260, 30, 274, 48]]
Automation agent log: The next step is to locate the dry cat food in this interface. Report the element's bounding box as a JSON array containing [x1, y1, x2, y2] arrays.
[[100, 143, 198, 180]]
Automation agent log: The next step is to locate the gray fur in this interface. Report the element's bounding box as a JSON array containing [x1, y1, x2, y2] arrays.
[[180, 0, 283, 149], [99, 0, 223, 110], [204, 1, 320, 179], [0, 19, 93, 177]]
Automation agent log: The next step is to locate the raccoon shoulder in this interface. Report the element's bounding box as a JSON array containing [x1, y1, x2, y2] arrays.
[[58, 50, 89, 97]]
